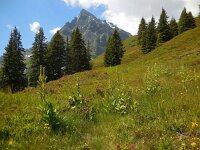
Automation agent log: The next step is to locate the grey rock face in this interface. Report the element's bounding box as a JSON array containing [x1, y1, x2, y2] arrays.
[[60, 9, 131, 56]]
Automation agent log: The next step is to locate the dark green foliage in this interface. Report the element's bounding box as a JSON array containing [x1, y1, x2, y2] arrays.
[[104, 29, 124, 67], [46, 31, 66, 81], [138, 17, 147, 45], [187, 12, 196, 29], [69, 28, 91, 73], [178, 8, 188, 33], [144, 17, 157, 54], [64, 37, 72, 74], [1, 27, 26, 92], [29, 28, 47, 87], [169, 18, 178, 38], [199, 5, 200, 17], [179, 8, 196, 34], [157, 9, 171, 44]]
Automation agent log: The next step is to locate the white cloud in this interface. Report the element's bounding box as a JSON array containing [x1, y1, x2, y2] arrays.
[[49, 27, 61, 35], [6, 24, 14, 30], [62, 0, 199, 35], [29, 22, 40, 34]]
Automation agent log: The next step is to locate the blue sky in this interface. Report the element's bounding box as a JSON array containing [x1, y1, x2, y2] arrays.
[[0, 0, 199, 56], [0, 0, 105, 56]]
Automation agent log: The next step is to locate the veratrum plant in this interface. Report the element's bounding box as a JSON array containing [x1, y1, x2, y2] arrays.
[[144, 64, 161, 96], [68, 77, 96, 121], [106, 82, 134, 115], [38, 66, 65, 133]]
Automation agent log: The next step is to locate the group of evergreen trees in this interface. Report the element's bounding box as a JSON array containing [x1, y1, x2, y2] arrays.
[[0, 27, 91, 92], [138, 7, 196, 54]]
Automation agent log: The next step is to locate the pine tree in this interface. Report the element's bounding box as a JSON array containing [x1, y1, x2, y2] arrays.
[[1, 27, 26, 92], [145, 17, 157, 53], [157, 8, 171, 44], [64, 37, 72, 74], [199, 5, 200, 17], [179, 8, 196, 34], [29, 28, 47, 86], [187, 12, 196, 29], [138, 17, 147, 45], [46, 31, 66, 81], [104, 29, 124, 67], [169, 17, 178, 38], [179, 8, 189, 34], [70, 28, 91, 73]]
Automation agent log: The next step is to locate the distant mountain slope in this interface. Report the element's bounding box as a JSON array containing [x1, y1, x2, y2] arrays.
[[60, 9, 131, 56]]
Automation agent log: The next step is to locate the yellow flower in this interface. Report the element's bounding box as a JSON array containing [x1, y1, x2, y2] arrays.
[[192, 122, 198, 129], [8, 140, 13, 145], [191, 142, 197, 148]]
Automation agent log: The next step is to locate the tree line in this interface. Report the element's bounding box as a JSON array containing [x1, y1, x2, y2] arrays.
[[0, 27, 92, 92], [138, 7, 196, 54], [0, 27, 124, 92]]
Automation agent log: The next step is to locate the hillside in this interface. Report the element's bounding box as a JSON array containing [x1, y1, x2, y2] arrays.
[[0, 19, 200, 149]]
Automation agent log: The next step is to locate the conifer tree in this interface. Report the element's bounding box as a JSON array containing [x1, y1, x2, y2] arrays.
[[29, 28, 47, 86], [1, 27, 26, 92], [70, 28, 91, 73], [187, 12, 196, 29], [104, 29, 124, 67], [145, 17, 157, 53], [157, 8, 171, 44], [64, 37, 72, 74], [179, 8, 196, 34], [169, 17, 178, 38], [179, 8, 189, 33], [46, 31, 66, 81], [138, 17, 147, 45]]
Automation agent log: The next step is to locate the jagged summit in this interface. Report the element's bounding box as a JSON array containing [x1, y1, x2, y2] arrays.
[[60, 9, 131, 56]]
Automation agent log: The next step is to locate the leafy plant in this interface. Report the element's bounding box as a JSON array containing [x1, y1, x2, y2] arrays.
[[105, 79, 134, 115], [37, 66, 65, 133], [68, 77, 96, 121]]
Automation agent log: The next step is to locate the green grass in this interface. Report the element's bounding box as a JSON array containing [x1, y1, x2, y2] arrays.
[[0, 19, 200, 149]]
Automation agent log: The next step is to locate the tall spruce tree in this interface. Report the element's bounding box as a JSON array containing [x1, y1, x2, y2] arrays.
[[169, 17, 178, 38], [1, 27, 26, 92], [29, 28, 47, 86], [138, 17, 147, 45], [179, 8, 189, 33], [70, 28, 91, 73], [157, 8, 171, 44], [104, 29, 124, 67], [187, 12, 196, 29], [64, 37, 72, 74], [145, 17, 157, 53], [179, 8, 196, 34], [46, 31, 66, 81]]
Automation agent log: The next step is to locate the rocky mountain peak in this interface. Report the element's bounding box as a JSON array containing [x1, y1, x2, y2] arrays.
[[60, 9, 131, 56]]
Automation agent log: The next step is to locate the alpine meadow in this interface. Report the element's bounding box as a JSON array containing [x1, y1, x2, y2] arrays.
[[0, 1, 200, 150]]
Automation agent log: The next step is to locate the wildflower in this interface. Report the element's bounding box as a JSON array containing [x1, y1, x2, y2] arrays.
[[191, 142, 197, 148], [191, 122, 198, 129], [116, 144, 121, 149], [8, 139, 13, 145], [130, 144, 135, 149]]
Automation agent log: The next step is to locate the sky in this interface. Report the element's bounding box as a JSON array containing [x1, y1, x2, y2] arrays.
[[0, 0, 199, 56]]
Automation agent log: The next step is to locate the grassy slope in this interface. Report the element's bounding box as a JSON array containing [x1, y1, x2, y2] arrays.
[[0, 18, 200, 149]]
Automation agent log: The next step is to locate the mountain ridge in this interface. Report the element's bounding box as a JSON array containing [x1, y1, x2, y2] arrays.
[[59, 9, 131, 56]]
